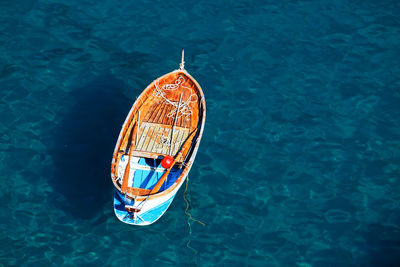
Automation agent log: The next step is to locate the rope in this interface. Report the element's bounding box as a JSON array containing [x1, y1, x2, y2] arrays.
[[183, 176, 205, 226], [153, 75, 197, 152], [183, 176, 205, 256], [153, 75, 197, 121]]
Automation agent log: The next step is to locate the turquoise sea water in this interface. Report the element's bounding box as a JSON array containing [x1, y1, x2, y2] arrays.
[[1, 0, 400, 266]]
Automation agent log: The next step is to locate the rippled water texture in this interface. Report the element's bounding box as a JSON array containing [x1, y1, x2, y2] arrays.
[[1, 0, 400, 266]]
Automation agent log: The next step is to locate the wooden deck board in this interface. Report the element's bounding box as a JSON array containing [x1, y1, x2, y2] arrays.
[[159, 103, 170, 125], [142, 126, 155, 151], [135, 122, 189, 156], [154, 102, 168, 123], [150, 101, 163, 122], [171, 128, 182, 156], [161, 128, 171, 155], [136, 124, 150, 151], [148, 126, 161, 152]]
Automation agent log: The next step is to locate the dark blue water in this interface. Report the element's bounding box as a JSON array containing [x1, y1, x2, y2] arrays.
[[1, 0, 400, 266]]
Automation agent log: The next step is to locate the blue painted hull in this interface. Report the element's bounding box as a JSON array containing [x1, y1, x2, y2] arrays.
[[113, 190, 176, 225]]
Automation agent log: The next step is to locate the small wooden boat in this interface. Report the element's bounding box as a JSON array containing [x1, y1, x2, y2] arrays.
[[111, 51, 206, 225]]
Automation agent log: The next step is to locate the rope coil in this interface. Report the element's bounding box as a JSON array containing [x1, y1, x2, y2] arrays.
[[153, 75, 197, 121]]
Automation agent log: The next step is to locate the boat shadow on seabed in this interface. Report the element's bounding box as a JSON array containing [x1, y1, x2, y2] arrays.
[[49, 73, 142, 220]]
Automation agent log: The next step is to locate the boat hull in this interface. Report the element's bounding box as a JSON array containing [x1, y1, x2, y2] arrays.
[[111, 67, 206, 226], [113, 172, 188, 225]]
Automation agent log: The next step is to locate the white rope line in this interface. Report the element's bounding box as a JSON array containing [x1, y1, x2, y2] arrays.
[[153, 75, 197, 121]]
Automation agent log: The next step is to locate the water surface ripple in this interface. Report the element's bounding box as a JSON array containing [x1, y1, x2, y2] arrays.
[[1, 0, 399, 266]]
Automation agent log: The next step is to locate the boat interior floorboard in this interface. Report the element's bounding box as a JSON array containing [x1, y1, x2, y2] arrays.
[[135, 122, 189, 156]]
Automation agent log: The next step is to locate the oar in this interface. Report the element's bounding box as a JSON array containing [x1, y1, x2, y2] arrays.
[[136, 111, 140, 148], [150, 128, 198, 194], [121, 139, 134, 193], [113, 111, 138, 179], [121, 113, 140, 192]]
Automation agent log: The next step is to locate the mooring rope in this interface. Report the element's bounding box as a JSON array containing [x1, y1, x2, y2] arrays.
[[184, 177, 205, 226], [183, 176, 205, 256]]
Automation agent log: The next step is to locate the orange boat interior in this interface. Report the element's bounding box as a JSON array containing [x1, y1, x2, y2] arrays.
[[111, 71, 202, 185]]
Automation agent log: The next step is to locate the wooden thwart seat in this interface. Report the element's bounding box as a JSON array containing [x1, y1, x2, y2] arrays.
[[126, 187, 151, 196], [135, 122, 189, 156]]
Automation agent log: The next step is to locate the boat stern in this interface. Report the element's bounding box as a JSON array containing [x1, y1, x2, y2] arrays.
[[113, 190, 176, 226]]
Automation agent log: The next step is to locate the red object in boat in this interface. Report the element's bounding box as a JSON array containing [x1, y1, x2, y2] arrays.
[[161, 155, 174, 168]]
